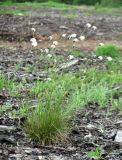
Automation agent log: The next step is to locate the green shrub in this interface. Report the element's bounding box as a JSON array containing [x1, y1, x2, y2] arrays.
[[95, 44, 119, 58]]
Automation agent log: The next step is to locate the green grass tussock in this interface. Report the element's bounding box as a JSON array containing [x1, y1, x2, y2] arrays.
[[95, 44, 119, 58], [24, 64, 122, 143]]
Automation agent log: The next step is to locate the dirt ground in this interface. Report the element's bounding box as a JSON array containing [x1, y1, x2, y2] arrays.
[[0, 6, 122, 160], [0, 6, 122, 50]]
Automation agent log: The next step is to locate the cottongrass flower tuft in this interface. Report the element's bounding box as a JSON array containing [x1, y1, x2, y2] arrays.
[[106, 56, 112, 61], [62, 34, 66, 38], [69, 55, 74, 60], [31, 28, 36, 32], [18, 13, 23, 16], [47, 54, 52, 58], [46, 78, 52, 81], [99, 43, 104, 46], [49, 36, 53, 41], [98, 56, 103, 60], [30, 38, 36, 42], [86, 23, 92, 28], [30, 38, 38, 47], [45, 49, 49, 54], [92, 26, 97, 30], [69, 34, 77, 39], [32, 41, 38, 47], [53, 41, 58, 46], [73, 38, 79, 42], [50, 44, 56, 49], [79, 35, 85, 41], [40, 49, 43, 53]]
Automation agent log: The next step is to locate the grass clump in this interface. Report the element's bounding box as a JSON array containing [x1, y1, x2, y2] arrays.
[[0, 74, 22, 96], [24, 102, 67, 144], [0, 102, 12, 114], [95, 44, 119, 58], [25, 73, 81, 144], [24, 65, 122, 144], [0, 74, 15, 90]]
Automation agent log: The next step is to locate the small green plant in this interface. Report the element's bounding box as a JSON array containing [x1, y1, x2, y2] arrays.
[[9, 101, 30, 118], [95, 44, 119, 58], [87, 146, 103, 160], [70, 50, 82, 57], [106, 60, 121, 71], [0, 74, 6, 89], [112, 97, 122, 110], [0, 102, 12, 114], [24, 101, 67, 144]]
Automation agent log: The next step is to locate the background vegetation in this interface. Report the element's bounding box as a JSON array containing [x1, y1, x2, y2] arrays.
[[1, 0, 122, 7]]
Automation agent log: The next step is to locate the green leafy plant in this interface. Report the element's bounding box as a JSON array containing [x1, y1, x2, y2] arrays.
[[87, 146, 103, 160], [95, 44, 119, 58], [112, 97, 122, 110], [0, 102, 12, 114], [9, 101, 30, 118]]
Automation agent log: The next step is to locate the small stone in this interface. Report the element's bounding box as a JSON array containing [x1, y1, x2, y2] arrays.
[[86, 124, 96, 130], [9, 154, 23, 158], [38, 155, 43, 160], [115, 130, 122, 143], [84, 133, 92, 140], [0, 125, 16, 131], [0, 150, 2, 154], [114, 121, 122, 127], [69, 55, 74, 60], [25, 149, 32, 154]]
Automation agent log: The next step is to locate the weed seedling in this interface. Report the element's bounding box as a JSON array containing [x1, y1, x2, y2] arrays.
[[87, 146, 103, 160]]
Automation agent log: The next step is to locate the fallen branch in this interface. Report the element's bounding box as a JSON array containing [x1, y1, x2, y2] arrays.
[[55, 58, 81, 72]]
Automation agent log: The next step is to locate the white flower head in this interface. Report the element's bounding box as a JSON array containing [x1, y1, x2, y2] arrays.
[[92, 26, 97, 30], [45, 49, 49, 54], [30, 38, 38, 47], [31, 28, 36, 32], [32, 41, 38, 47], [83, 69, 87, 73], [50, 44, 56, 49], [49, 36, 53, 41], [47, 78, 52, 81], [53, 41, 58, 46], [86, 23, 92, 28], [40, 49, 43, 53], [79, 35, 85, 41], [62, 34, 66, 38], [30, 38, 37, 43], [47, 54, 52, 58], [98, 56, 103, 60], [18, 13, 23, 16], [69, 34, 77, 39], [99, 43, 104, 46], [107, 56, 112, 61], [73, 38, 79, 42], [69, 55, 74, 60]]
